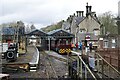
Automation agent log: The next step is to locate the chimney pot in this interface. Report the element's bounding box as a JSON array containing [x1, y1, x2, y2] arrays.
[[89, 6, 92, 13], [81, 11, 84, 17], [79, 11, 82, 17], [73, 13, 75, 16], [76, 11, 79, 17]]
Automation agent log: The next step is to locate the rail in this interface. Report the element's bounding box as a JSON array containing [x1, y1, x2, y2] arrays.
[[68, 51, 97, 79], [95, 52, 120, 78], [43, 51, 58, 78], [47, 54, 58, 78]]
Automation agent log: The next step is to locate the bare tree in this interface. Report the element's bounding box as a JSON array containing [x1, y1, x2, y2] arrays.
[[98, 11, 118, 35]]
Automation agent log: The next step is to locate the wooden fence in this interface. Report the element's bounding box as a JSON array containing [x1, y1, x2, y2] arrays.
[[96, 48, 120, 71]]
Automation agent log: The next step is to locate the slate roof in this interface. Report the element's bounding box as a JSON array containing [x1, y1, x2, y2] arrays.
[[27, 29, 48, 36], [74, 14, 101, 26], [47, 29, 74, 37], [62, 21, 70, 30], [90, 14, 101, 25], [75, 16, 85, 25], [47, 29, 62, 35], [2, 27, 16, 35]]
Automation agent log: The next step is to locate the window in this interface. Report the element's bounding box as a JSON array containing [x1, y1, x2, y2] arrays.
[[93, 29, 99, 35], [79, 29, 86, 33], [104, 40, 108, 48], [112, 43, 115, 48], [66, 40, 68, 45], [112, 39, 116, 48]]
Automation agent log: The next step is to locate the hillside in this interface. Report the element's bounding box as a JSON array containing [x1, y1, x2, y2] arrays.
[[41, 20, 64, 32]]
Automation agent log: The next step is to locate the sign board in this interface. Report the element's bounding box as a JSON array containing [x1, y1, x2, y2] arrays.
[[85, 35, 90, 40], [99, 38, 103, 40]]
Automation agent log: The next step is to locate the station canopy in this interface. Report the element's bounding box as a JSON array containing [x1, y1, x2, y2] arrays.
[[47, 29, 74, 39], [26, 29, 48, 38]]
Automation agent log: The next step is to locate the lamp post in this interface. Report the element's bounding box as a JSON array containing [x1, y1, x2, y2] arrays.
[[16, 21, 19, 44], [16, 21, 20, 56]]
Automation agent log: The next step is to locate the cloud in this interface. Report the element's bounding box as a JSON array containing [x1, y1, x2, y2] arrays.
[[0, 0, 119, 29]]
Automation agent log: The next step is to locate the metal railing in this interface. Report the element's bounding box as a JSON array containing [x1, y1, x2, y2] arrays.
[[68, 51, 97, 79], [95, 52, 120, 78]]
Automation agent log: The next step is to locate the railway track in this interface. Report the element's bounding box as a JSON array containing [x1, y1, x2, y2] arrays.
[[41, 51, 68, 78], [41, 51, 58, 78]]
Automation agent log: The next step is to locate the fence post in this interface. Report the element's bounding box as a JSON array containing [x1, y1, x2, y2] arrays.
[[102, 59, 104, 78], [118, 42, 120, 71], [85, 67, 87, 79], [68, 53, 71, 77], [117, 36, 120, 71], [97, 54, 100, 72], [77, 56, 80, 78], [80, 60, 82, 78]]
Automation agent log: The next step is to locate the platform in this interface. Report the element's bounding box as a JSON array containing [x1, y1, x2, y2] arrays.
[[2, 45, 37, 64], [1, 45, 39, 72]]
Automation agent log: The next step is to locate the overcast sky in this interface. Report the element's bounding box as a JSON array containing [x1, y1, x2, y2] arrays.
[[0, 0, 119, 29]]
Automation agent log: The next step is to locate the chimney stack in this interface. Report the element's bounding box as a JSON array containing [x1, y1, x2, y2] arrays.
[[86, 3, 92, 16], [86, 2, 89, 15], [79, 11, 82, 17], [76, 11, 79, 17], [81, 11, 84, 17], [76, 11, 84, 17], [89, 6, 92, 13], [67, 17, 69, 22]]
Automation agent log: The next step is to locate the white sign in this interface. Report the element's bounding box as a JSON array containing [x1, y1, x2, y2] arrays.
[[99, 38, 103, 40], [2, 43, 8, 52], [85, 35, 90, 40]]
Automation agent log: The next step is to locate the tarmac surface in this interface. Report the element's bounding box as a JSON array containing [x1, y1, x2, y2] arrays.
[[3, 50, 68, 79]]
